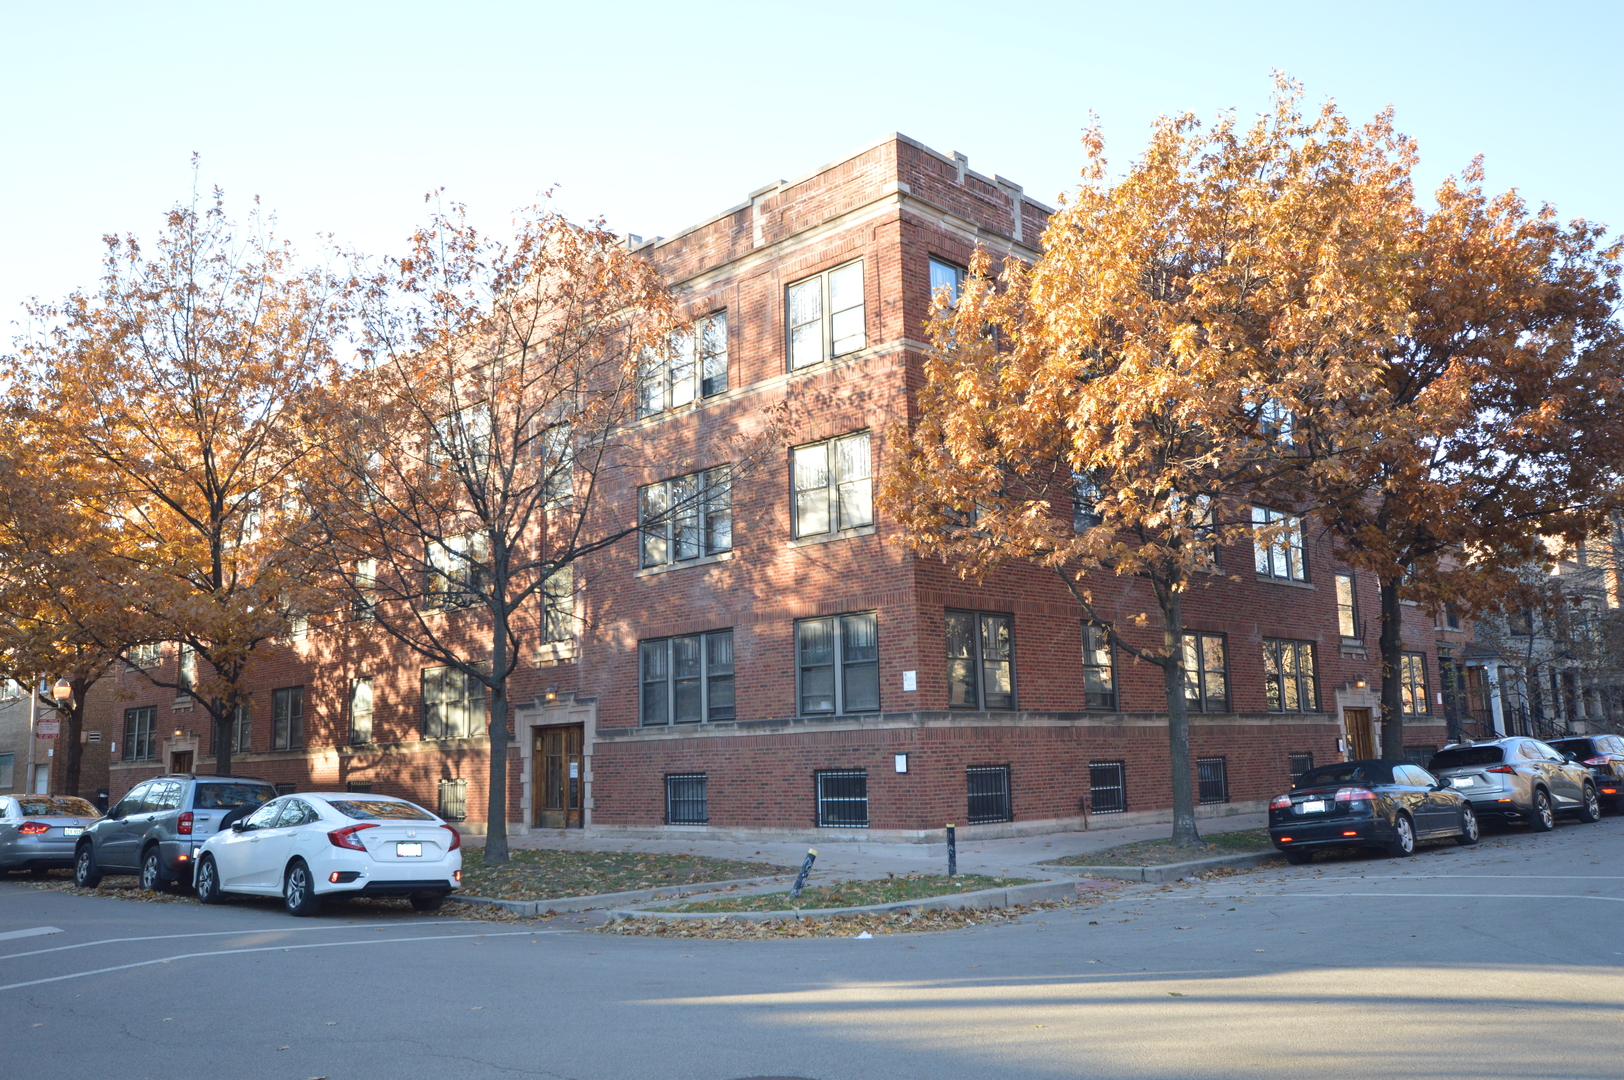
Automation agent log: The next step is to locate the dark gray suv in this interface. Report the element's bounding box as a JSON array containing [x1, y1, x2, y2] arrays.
[[74, 775, 277, 891]]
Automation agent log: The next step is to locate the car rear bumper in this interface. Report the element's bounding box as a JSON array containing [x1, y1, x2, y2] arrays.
[[1457, 794, 1529, 819], [1271, 818, 1393, 850], [328, 878, 459, 899], [1, 838, 77, 869]]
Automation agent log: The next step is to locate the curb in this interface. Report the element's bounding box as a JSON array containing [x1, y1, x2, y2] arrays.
[[449, 874, 789, 916], [604, 878, 1115, 923], [1066, 850, 1283, 884]]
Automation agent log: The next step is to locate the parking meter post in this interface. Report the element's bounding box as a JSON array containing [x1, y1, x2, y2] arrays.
[[790, 848, 817, 899], [946, 824, 956, 876]]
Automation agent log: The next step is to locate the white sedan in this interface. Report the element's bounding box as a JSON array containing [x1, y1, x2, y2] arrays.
[[193, 792, 462, 916]]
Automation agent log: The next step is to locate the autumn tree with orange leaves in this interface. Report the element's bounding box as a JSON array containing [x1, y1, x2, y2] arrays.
[[882, 86, 1418, 845]]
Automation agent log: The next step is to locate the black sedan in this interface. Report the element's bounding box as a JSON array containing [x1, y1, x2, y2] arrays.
[[1548, 735, 1624, 812], [1270, 759, 1478, 864]]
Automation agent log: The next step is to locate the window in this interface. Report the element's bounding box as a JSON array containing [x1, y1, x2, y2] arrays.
[[539, 422, 574, 505], [123, 707, 156, 761], [1182, 632, 1229, 712], [1288, 753, 1313, 786], [796, 613, 879, 716], [1252, 506, 1306, 581], [1263, 640, 1319, 712], [1072, 472, 1104, 532], [127, 643, 161, 668], [0, 680, 21, 700], [422, 667, 486, 739], [665, 774, 708, 825], [1443, 606, 1462, 631], [346, 781, 373, 794], [1197, 757, 1229, 804], [966, 765, 1012, 824], [946, 611, 1015, 710], [354, 559, 377, 620], [1081, 624, 1117, 710], [542, 566, 574, 643], [230, 701, 252, 755], [928, 258, 965, 306], [429, 403, 492, 468], [1089, 762, 1126, 814], [1254, 397, 1294, 445], [274, 783, 296, 796], [639, 311, 728, 417], [1509, 610, 1533, 636], [426, 532, 488, 610], [1404, 746, 1437, 768], [815, 769, 868, 828], [788, 262, 865, 370], [0, 753, 13, 789], [639, 467, 731, 567], [1400, 652, 1429, 716], [437, 778, 468, 822], [1334, 572, 1358, 639], [178, 645, 196, 693], [792, 433, 871, 539], [640, 630, 735, 725], [272, 687, 304, 750], [349, 678, 373, 745]]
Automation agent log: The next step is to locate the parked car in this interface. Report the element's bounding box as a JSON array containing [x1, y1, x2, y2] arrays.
[[1269, 759, 1478, 863], [1427, 738, 1601, 831], [1546, 734, 1624, 812], [193, 792, 462, 917], [74, 775, 278, 891], [0, 795, 100, 876]]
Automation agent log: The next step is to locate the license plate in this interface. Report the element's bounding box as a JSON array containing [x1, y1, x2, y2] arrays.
[[396, 842, 422, 857], [63, 827, 83, 836], [1298, 800, 1326, 814], [1451, 777, 1474, 787]]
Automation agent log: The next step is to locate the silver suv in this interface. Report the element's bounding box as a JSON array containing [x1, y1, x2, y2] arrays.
[[74, 775, 278, 891], [1427, 738, 1601, 831]]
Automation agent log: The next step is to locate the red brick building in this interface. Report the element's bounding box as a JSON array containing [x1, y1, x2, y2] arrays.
[[86, 134, 1450, 841]]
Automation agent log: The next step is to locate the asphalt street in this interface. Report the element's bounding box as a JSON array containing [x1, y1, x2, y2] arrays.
[[3, 813, 1621, 1080]]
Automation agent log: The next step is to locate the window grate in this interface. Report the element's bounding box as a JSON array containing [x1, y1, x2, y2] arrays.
[[1288, 753, 1313, 786], [346, 782, 372, 794], [966, 766, 1012, 824], [665, 774, 708, 825], [1196, 758, 1228, 805], [1089, 762, 1126, 814], [437, 778, 468, 822], [815, 770, 868, 828], [274, 783, 296, 796]]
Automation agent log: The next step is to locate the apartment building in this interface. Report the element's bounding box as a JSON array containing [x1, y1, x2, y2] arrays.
[[85, 135, 1448, 840]]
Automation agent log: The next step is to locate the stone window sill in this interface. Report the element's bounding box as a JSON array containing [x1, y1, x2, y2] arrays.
[[635, 550, 734, 578], [788, 524, 877, 549], [533, 641, 578, 666], [1256, 574, 1315, 590]]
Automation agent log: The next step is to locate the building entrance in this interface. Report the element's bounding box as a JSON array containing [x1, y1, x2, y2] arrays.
[[1343, 708, 1376, 760], [170, 751, 194, 774], [534, 725, 583, 829]]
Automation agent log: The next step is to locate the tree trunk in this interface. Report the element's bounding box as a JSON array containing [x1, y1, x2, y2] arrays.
[[1161, 589, 1202, 846], [61, 677, 92, 796], [211, 696, 233, 778], [485, 617, 510, 865], [1378, 576, 1405, 758]]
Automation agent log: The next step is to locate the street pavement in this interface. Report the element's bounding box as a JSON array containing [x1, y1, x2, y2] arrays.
[[2, 812, 1621, 1080]]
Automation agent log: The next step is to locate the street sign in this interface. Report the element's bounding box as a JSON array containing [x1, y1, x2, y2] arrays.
[[35, 719, 60, 738]]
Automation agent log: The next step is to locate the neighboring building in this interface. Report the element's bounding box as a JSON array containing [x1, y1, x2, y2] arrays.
[[0, 680, 59, 797], [87, 134, 1448, 840]]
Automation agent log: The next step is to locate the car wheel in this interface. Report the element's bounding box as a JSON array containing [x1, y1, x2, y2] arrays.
[[196, 855, 224, 905], [410, 893, 447, 913], [74, 844, 101, 889], [1578, 784, 1602, 824], [140, 848, 167, 892], [1385, 813, 1416, 857], [1529, 788, 1556, 832], [1455, 805, 1479, 845], [283, 859, 323, 917], [1283, 849, 1314, 865]]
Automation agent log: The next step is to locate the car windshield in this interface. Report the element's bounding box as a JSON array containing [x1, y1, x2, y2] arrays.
[[18, 796, 99, 817], [1297, 763, 1392, 787], [193, 783, 278, 809], [1429, 746, 1505, 769], [1547, 739, 1593, 757], [325, 799, 435, 821]]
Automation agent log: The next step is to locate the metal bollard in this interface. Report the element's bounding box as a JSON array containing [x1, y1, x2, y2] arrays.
[[946, 824, 956, 877], [789, 848, 818, 899]]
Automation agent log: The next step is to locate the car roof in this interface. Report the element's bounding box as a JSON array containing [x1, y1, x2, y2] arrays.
[[299, 792, 415, 801]]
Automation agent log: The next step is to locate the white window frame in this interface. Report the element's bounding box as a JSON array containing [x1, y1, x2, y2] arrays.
[[792, 433, 872, 539], [787, 261, 865, 371], [1252, 506, 1306, 582], [640, 311, 728, 418]]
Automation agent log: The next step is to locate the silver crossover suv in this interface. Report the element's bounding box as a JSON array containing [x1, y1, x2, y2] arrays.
[[74, 775, 278, 891], [1427, 738, 1601, 830]]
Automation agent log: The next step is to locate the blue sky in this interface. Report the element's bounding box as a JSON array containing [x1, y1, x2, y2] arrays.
[[3, 1, 1619, 326]]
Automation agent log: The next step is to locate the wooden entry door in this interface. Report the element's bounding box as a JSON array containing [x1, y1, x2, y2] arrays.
[[170, 751, 194, 774], [1344, 708, 1376, 760], [535, 726, 583, 829]]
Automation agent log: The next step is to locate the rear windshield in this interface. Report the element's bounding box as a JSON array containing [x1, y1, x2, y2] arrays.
[[193, 783, 278, 809], [1547, 739, 1594, 757], [19, 797, 99, 817], [1429, 746, 1505, 769], [1297, 763, 1392, 787], [325, 799, 435, 821]]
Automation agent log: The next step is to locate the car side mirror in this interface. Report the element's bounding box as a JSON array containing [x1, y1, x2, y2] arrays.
[[107, 806, 123, 820], [231, 820, 249, 833]]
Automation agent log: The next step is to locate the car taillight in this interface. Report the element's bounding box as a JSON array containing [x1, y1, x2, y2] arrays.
[[18, 821, 49, 835], [1270, 794, 1293, 810], [442, 824, 461, 851], [177, 812, 193, 835], [1335, 787, 1375, 802], [327, 823, 379, 851], [1486, 765, 1517, 774], [1584, 757, 1609, 766]]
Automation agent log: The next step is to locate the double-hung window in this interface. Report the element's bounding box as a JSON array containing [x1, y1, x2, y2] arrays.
[[929, 258, 965, 306], [792, 434, 871, 539], [1081, 624, 1117, 710], [1263, 639, 1319, 712], [795, 613, 879, 716], [426, 532, 488, 610], [1334, 572, 1358, 638], [1400, 652, 1430, 715], [640, 467, 731, 568], [542, 566, 574, 643], [539, 422, 574, 505], [272, 687, 304, 750], [788, 262, 865, 370], [1252, 506, 1306, 581], [127, 643, 161, 668], [124, 707, 156, 761], [947, 611, 1015, 710], [230, 701, 252, 754], [1182, 632, 1229, 712], [349, 678, 373, 745], [1073, 472, 1104, 531], [354, 558, 377, 620], [177, 645, 197, 693], [422, 667, 485, 739], [640, 312, 729, 417], [640, 630, 735, 725]]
